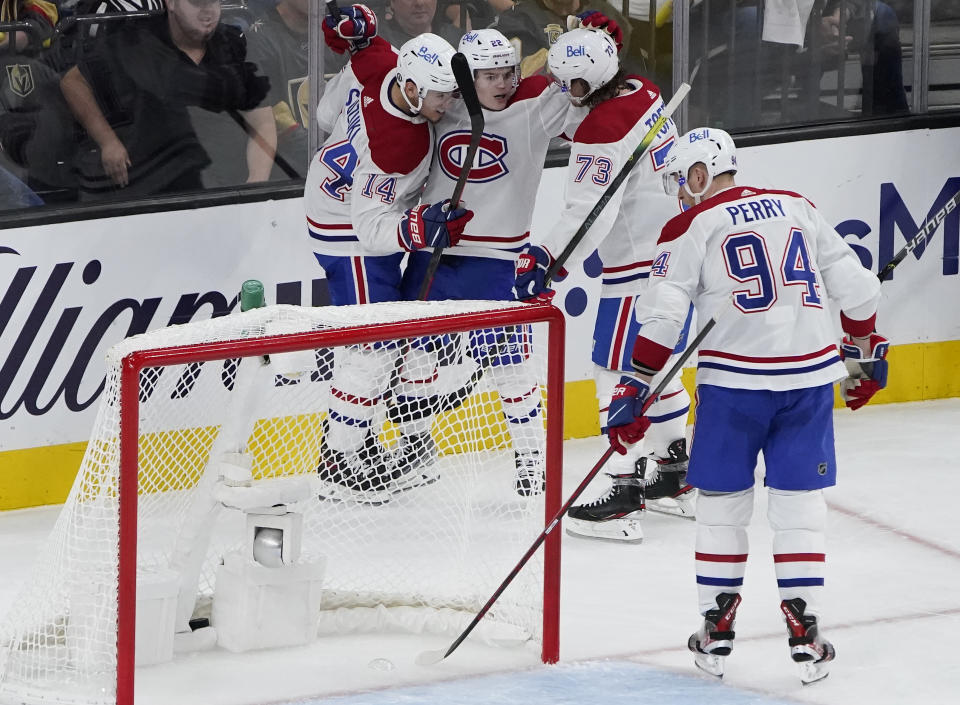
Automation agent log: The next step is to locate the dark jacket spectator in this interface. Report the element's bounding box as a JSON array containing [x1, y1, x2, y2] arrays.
[[60, 0, 271, 198]]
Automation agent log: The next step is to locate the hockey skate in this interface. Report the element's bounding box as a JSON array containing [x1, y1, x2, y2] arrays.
[[390, 431, 441, 493], [317, 430, 396, 505], [688, 592, 742, 678], [780, 598, 836, 685], [565, 471, 645, 542], [514, 450, 544, 497], [638, 438, 696, 519]]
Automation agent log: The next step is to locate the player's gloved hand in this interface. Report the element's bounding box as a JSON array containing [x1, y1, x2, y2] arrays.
[[606, 376, 651, 455], [323, 3, 378, 54], [398, 200, 473, 251], [513, 245, 567, 302], [567, 10, 624, 52], [839, 332, 889, 410]]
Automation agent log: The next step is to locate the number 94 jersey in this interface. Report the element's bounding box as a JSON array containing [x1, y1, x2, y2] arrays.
[[638, 187, 882, 392]]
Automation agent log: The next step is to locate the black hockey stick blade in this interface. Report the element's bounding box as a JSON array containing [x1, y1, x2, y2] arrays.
[[416, 306, 720, 666], [876, 186, 960, 282], [543, 82, 691, 287], [418, 52, 485, 300]]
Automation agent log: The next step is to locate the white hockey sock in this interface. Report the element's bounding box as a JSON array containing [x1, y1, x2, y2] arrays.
[[695, 489, 754, 613], [768, 489, 827, 614], [643, 374, 690, 459], [489, 361, 544, 455], [395, 343, 440, 437], [327, 345, 393, 452]]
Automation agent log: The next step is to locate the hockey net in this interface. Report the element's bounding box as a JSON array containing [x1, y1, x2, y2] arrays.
[[0, 300, 564, 705]]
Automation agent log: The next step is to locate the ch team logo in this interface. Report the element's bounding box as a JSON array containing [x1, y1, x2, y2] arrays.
[[438, 131, 509, 183]]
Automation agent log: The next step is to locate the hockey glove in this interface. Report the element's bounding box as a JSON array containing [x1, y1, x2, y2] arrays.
[[398, 200, 473, 251], [568, 10, 624, 53], [513, 245, 567, 303], [839, 333, 889, 410], [323, 3, 378, 54], [607, 377, 651, 454]]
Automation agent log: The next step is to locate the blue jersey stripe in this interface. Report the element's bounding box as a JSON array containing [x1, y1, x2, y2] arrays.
[[310, 230, 360, 243], [698, 356, 840, 376], [647, 406, 690, 424]]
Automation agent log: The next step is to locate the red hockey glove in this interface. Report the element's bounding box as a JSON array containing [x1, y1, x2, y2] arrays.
[[323, 4, 377, 54], [569, 10, 624, 53], [606, 377, 651, 455], [398, 200, 473, 251], [513, 245, 567, 303], [839, 333, 889, 410]]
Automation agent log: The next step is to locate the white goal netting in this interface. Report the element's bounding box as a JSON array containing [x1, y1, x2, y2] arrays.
[[0, 300, 563, 705]]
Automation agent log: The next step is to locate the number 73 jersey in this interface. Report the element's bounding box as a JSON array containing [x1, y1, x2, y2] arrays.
[[638, 186, 882, 392]]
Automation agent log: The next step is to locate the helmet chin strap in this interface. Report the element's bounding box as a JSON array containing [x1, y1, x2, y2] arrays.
[[682, 171, 713, 205], [399, 79, 424, 114]]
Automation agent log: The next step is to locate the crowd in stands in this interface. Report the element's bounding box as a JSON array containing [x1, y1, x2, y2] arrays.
[[0, 0, 924, 211]]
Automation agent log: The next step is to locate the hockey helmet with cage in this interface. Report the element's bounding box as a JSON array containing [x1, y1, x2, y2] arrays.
[[547, 28, 619, 105], [396, 33, 458, 113], [662, 127, 738, 203], [459, 29, 519, 86]]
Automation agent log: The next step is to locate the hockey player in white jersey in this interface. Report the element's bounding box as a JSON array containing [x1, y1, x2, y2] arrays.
[[399, 27, 587, 495], [304, 7, 473, 502], [513, 27, 693, 540], [607, 127, 888, 683]]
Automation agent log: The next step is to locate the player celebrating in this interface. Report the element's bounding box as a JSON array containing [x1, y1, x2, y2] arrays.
[[513, 26, 693, 541], [404, 27, 587, 495], [304, 6, 472, 502], [607, 127, 887, 683]]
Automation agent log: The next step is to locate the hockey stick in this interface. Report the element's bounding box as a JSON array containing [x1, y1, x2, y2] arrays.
[[543, 82, 691, 286], [415, 307, 720, 666], [417, 52, 485, 300], [876, 187, 960, 282]]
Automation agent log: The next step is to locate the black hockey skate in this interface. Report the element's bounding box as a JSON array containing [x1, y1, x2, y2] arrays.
[[637, 438, 696, 519], [688, 592, 742, 678], [390, 431, 441, 493], [780, 598, 836, 685], [317, 428, 396, 505], [514, 450, 544, 497], [565, 471, 645, 542]]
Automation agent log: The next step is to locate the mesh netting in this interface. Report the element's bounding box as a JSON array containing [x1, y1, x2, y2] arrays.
[[0, 301, 560, 705]]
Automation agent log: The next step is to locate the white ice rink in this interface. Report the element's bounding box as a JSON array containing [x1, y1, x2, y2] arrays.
[[2, 398, 958, 705]]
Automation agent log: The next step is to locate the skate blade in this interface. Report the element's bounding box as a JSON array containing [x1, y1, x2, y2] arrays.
[[316, 481, 392, 506], [799, 661, 831, 685], [390, 469, 441, 494], [645, 497, 696, 519], [693, 652, 724, 678], [565, 517, 643, 543]]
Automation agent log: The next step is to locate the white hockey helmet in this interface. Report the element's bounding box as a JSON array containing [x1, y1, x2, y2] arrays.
[[547, 28, 619, 104], [459, 28, 518, 70], [662, 127, 738, 203], [396, 33, 458, 113]]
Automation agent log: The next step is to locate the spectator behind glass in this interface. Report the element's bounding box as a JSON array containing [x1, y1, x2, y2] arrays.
[[60, 0, 272, 200], [0, 0, 61, 205], [698, 0, 908, 130], [244, 0, 348, 181], [378, 0, 462, 49], [495, 0, 633, 77]]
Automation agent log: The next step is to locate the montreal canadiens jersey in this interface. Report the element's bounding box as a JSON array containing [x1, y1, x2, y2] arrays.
[[537, 77, 680, 297], [419, 75, 585, 261], [636, 186, 883, 391], [304, 37, 432, 256]]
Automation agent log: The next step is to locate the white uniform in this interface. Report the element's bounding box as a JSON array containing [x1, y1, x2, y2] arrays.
[[536, 77, 689, 472], [420, 75, 584, 262], [305, 37, 433, 257], [538, 77, 679, 298], [635, 186, 882, 390]]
